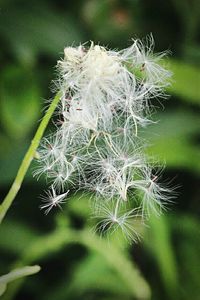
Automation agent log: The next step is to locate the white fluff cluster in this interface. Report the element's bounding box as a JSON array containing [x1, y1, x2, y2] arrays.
[[35, 36, 172, 242]]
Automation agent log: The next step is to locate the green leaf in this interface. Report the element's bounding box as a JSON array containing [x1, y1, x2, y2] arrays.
[[0, 283, 7, 297], [171, 215, 200, 298], [144, 215, 178, 297], [0, 266, 40, 296]]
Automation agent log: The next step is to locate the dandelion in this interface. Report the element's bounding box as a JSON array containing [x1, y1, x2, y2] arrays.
[[35, 36, 173, 242]]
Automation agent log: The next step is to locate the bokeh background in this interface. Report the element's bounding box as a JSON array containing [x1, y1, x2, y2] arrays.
[[0, 0, 200, 299]]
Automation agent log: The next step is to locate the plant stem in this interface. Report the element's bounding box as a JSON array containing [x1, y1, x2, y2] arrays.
[[0, 92, 61, 224]]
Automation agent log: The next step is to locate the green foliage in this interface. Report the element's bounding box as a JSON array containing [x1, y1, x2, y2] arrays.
[[0, 0, 199, 299], [172, 215, 200, 299], [0, 266, 40, 297], [82, 0, 137, 46], [0, 66, 41, 139], [0, 215, 150, 300], [168, 59, 200, 104], [0, 2, 84, 65], [143, 110, 200, 173], [145, 215, 178, 298]]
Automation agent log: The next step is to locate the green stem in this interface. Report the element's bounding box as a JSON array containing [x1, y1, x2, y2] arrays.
[[0, 92, 61, 224]]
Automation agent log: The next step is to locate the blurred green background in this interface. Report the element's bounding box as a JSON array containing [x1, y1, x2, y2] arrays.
[[0, 0, 200, 299]]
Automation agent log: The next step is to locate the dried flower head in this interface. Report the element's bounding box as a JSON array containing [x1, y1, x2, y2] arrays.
[[35, 36, 173, 242]]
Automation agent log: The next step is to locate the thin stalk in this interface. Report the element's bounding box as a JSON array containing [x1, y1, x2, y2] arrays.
[[114, 198, 120, 218], [0, 92, 61, 224]]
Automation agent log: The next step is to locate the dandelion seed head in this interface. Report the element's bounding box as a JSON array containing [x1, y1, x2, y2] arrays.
[[63, 46, 84, 62], [83, 44, 120, 79], [35, 36, 174, 242]]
